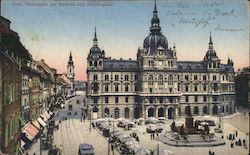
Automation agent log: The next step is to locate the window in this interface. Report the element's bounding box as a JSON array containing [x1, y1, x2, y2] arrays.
[[194, 85, 198, 92], [125, 85, 129, 92], [149, 97, 153, 103], [125, 96, 129, 103], [115, 97, 119, 103], [105, 75, 109, 81], [105, 97, 109, 103], [159, 97, 163, 103], [93, 98, 98, 104], [105, 85, 109, 92], [125, 75, 129, 81], [213, 62, 216, 68], [213, 75, 217, 81], [148, 75, 153, 85], [90, 61, 92, 66], [195, 96, 198, 102], [203, 96, 207, 102], [168, 75, 173, 85], [93, 74, 98, 81], [194, 75, 198, 80], [213, 96, 217, 102], [222, 75, 225, 81], [203, 85, 206, 91], [135, 84, 138, 91], [115, 85, 119, 92], [134, 75, 138, 81], [185, 75, 189, 81], [203, 75, 207, 81], [115, 75, 119, 81], [94, 61, 97, 67], [185, 85, 189, 92], [158, 75, 163, 85], [185, 96, 189, 102]]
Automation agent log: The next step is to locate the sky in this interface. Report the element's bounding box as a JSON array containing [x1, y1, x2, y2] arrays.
[[2, 0, 249, 81]]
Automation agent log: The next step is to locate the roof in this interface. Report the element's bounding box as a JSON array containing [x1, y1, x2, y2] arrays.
[[177, 61, 206, 71], [177, 61, 234, 72], [103, 59, 139, 71], [79, 143, 94, 154]]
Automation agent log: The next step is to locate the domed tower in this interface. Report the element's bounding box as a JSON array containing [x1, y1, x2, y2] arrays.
[[137, 0, 177, 70], [67, 51, 75, 82], [87, 27, 105, 70], [203, 32, 220, 70]]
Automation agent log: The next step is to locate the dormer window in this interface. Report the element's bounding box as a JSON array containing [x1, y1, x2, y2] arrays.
[[109, 64, 113, 69], [120, 64, 124, 69]]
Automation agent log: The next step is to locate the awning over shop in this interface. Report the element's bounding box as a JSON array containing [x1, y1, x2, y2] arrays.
[[37, 117, 46, 127], [21, 123, 39, 141], [32, 120, 41, 130], [41, 111, 53, 122], [41, 111, 51, 122]]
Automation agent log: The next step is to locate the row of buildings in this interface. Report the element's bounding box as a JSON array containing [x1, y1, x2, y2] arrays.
[[86, 1, 236, 120], [0, 10, 75, 155], [235, 67, 250, 109]]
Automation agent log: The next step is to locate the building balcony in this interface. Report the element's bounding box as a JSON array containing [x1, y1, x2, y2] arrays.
[[139, 92, 182, 97]]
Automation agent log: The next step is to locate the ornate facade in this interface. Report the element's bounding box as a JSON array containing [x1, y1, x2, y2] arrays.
[[86, 2, 235, 119]]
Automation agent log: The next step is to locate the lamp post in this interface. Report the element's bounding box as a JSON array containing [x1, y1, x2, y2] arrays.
[[89, 108, 92, 132], [150, 144, 159, 155]]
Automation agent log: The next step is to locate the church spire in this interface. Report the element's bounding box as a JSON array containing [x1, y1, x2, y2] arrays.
[[209, 32, 213, 50], [153, 0, 157, 15], [93, 27, 98, 47], [69, 51, 72, 60], [150, 0, 161, 34]]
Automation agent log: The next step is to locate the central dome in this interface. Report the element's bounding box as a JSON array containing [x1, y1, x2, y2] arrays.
[[143, 33, 168, 49]]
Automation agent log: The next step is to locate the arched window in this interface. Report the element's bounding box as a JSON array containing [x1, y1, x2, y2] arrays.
[[148, 75, 153, 85], [92, 83, 99, 93], [115, 84, 119, 92], [94, 61, 97, 67], [125, 85, 129, 92], [99, 61, 102, 66], [168, 75, 173, 85], [158, 75, 163, 85], [105, 85, 109, 92]]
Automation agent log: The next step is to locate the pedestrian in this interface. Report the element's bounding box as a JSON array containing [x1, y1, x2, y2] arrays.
[[236, 130, 238, 137], [153, 133, 155, 140], [231, 141, 234, 148], [209, 150, 211, 155], [243, 139, 246, 146], [238, 139, 242, 146], [150, 133, 152, 140]]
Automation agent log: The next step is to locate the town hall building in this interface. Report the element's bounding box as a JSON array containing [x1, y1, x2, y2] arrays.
[[86, 1, 235, 119]]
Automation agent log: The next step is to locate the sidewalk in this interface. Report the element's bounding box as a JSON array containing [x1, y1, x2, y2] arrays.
[[25, 138, 48, 155]]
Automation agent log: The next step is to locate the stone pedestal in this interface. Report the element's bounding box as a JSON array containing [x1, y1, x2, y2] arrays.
[[185, 116, 194, 129]]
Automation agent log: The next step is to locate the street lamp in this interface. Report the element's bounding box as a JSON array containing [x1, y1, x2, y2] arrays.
[[150, 143, 160, 155], [89, 108, 92, 132]]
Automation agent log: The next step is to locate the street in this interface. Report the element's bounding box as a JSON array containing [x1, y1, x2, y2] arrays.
[[52, 95, 120, 155], [50, 95, 249, 155]]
